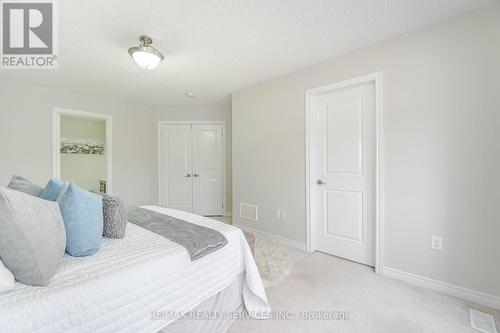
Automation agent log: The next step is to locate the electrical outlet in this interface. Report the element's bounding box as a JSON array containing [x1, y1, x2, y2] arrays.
[[275, 209, 281, 219], [431, 236, 443, 250]]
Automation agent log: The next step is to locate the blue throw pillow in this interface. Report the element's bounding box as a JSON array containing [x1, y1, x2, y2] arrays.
[[40, 179, 69, 201], [57, 183, 103, 256]]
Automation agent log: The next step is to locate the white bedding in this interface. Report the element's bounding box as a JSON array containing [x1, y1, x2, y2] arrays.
[[0, 206, 270, 333]]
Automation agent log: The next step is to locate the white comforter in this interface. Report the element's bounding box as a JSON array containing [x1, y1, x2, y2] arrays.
[[0, 206, 270, 333]]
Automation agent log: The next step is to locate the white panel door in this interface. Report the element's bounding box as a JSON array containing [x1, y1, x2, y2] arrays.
[[311, 82, 375, 266], [192, 124, 223, 216], [160, 125, 193, 212]]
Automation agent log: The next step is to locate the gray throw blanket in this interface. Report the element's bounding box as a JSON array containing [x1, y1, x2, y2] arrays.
[[127, 207, 228, 261]]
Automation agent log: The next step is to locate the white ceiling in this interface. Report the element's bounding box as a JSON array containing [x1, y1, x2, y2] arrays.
[[0, 0, 495, 107]]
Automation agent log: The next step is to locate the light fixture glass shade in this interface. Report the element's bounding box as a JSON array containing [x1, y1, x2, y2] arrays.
[[128, 35, 164, 70], [131, 50, 162, 69]]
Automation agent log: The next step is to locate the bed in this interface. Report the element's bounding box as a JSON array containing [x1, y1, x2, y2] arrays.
[[0, 206, 270, 333]]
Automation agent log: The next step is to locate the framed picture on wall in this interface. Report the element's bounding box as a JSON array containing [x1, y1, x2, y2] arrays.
[[60, 136, 105, 155]]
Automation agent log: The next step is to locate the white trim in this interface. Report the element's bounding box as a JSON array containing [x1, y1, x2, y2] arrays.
[[383, 266, 500, 310], [305, 71, 384, 273], [234, 223, 307, 252], [52, 107, 112, 194], [158, 121, 227, 216], [223, 212, 233, 218]]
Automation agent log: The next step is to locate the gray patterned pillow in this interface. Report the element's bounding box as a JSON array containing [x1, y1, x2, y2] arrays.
[[95, 192, 127, 239]]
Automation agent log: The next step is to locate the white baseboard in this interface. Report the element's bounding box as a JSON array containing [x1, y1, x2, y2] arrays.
[[383, 266, 500, 310], [233, 224, 306, 252]]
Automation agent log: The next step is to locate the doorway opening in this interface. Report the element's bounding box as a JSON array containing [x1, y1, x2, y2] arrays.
[[52, 108, 112, 194]]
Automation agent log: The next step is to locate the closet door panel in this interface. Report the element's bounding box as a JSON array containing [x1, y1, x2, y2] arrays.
[[160, 125, 193, 212], [192, 125, 223, 215]]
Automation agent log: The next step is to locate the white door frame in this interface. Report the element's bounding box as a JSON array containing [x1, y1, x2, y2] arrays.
[[52, 107, 113, 194], [305, 71, 384, 273], [158, 121, 227, 216]]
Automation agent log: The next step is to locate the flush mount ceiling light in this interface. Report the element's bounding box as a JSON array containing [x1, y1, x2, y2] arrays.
[[185, 92, 195, 98], [128, 35, 164, 70]]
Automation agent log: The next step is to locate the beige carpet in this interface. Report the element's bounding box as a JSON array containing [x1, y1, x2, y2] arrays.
[[229, 245, 500, 333]]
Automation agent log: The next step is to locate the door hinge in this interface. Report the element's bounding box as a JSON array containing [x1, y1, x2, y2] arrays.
[[222, 203, 224, 209]]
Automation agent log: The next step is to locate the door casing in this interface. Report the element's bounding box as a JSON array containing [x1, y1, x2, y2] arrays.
[[158, 121, 226, 216], [305, 72, 384, 273]]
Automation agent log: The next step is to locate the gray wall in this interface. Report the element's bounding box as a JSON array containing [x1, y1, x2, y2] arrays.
[[232, 4, 500, 297], [0, 79, 154, 206], [150, 106, 233, 213]]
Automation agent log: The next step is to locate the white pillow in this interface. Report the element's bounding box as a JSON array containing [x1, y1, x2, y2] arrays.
[[0, 259, 15, 290]]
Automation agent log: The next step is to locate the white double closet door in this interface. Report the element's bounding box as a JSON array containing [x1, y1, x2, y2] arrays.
[[160, 124, 223, 216]]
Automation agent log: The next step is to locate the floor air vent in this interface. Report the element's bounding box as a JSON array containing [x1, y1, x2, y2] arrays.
[[470, 309, 498, 333], [239, 203, 258, 221]]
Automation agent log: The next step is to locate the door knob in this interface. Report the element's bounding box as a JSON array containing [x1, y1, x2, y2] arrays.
[[316, 179, 327, 185], [193, 173, 199, 177], [185, 174, 191, 177]]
